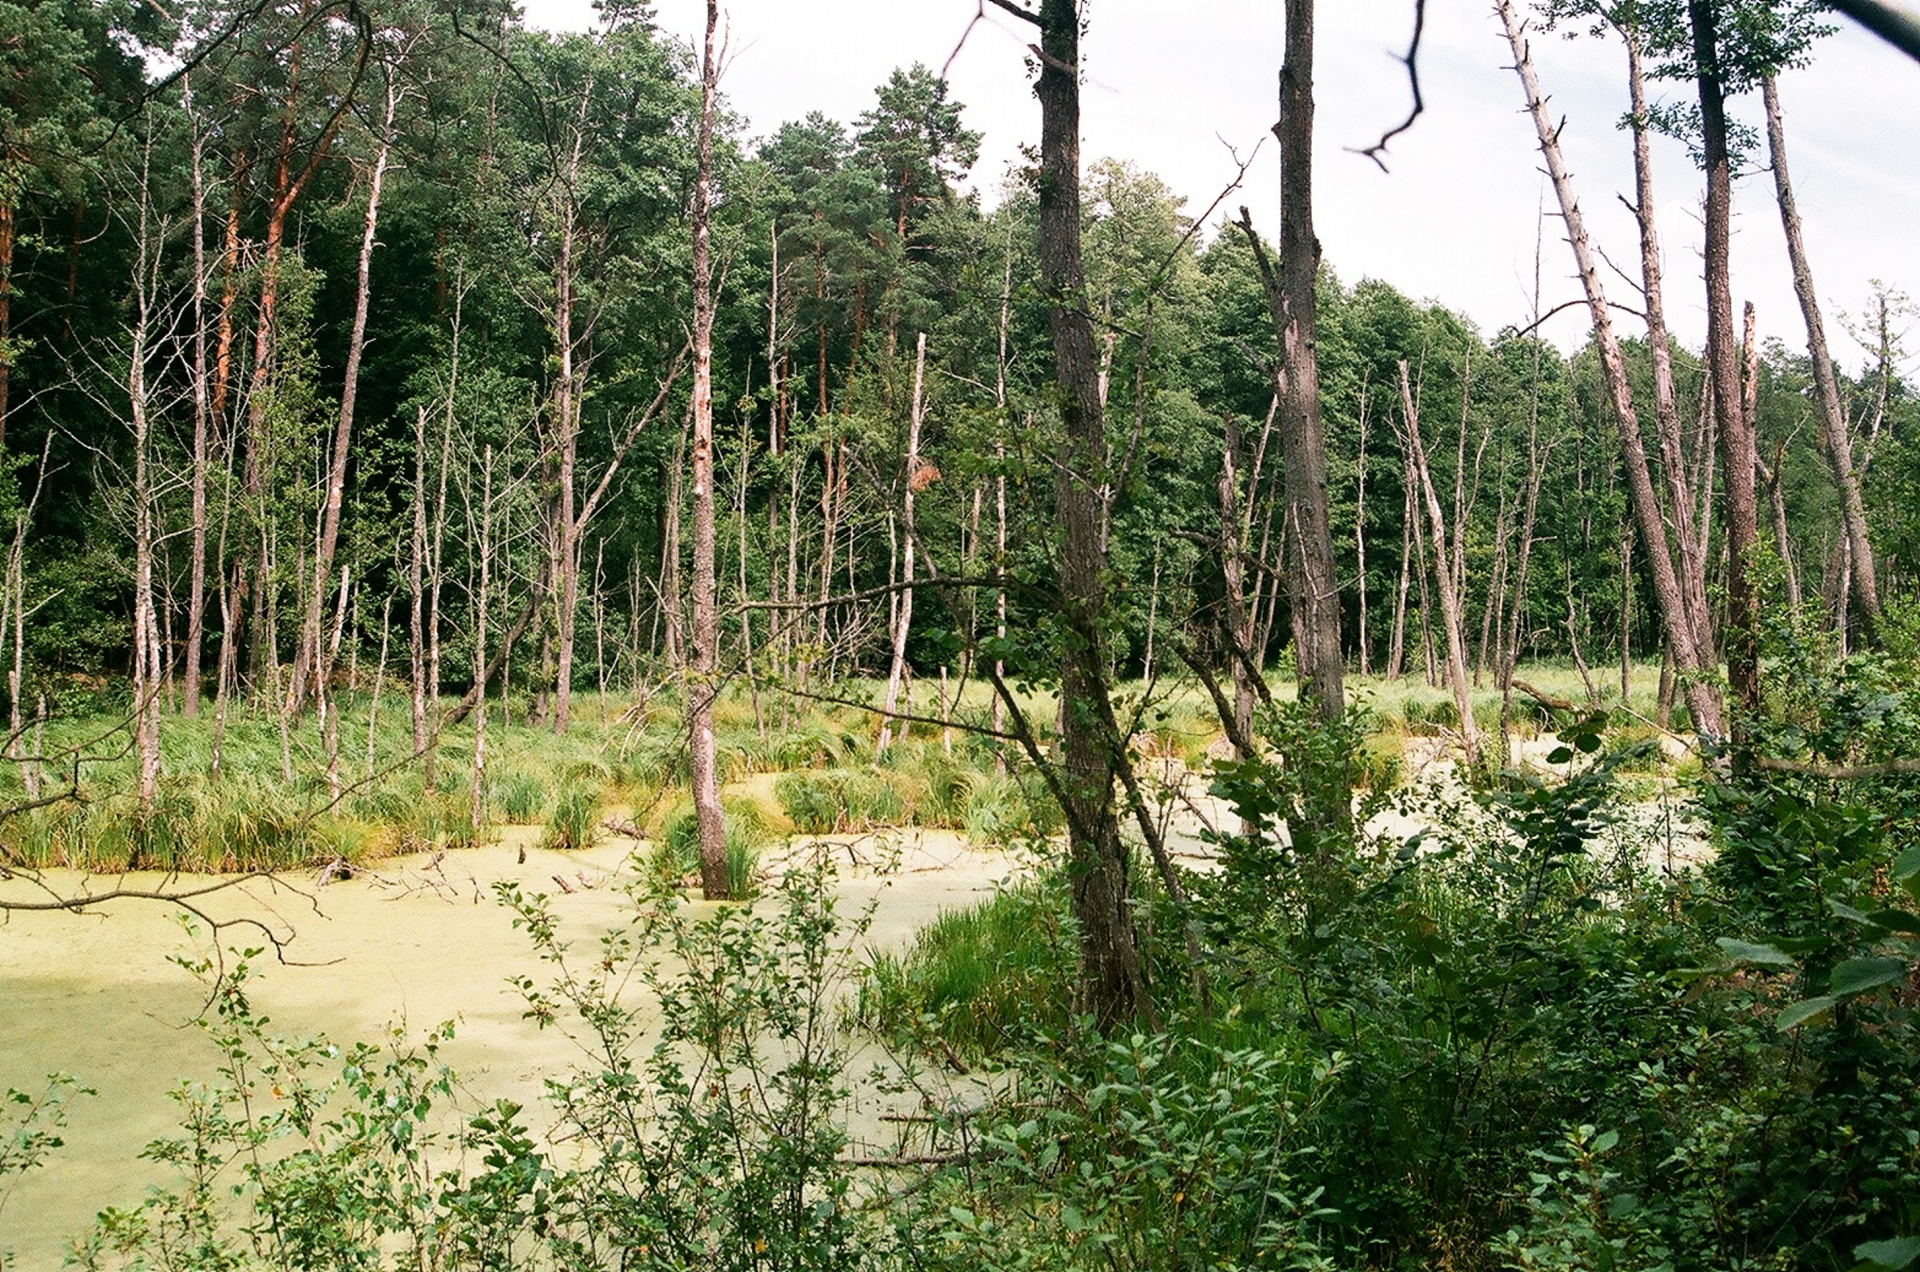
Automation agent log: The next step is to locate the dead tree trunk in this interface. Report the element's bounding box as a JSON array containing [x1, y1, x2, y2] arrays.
[[1763, 74, 1879, 628], [471, 447, 493, 834], [129, 184, 163, 811], [1497, 0, 1726, 740], [1623, 32, 1716, 664], [1400, 361, 1481, 770], [878, 331, 927, 754], [688, 0, 729, 899], [183, 75, 212, 716], [1690, 0, 1762, 722], [291, 73, 396, 714]]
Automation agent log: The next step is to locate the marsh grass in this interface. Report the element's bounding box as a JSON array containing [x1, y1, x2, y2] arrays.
[[652, 796, 773, 894], [541, 787, 602, 852], [493, 771, 548, 824], [861, 875, 1074, 1055], [0, 666, 1677, 874]]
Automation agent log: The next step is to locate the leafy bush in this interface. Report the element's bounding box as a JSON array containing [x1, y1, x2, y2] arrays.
[[899, 1034, 1342, 1272]]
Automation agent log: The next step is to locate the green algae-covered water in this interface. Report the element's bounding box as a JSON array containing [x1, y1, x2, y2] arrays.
[[0, 828, 1013, 1266]]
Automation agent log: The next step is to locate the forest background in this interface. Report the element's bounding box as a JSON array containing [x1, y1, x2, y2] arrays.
[[2, 0, 1920, 1268]]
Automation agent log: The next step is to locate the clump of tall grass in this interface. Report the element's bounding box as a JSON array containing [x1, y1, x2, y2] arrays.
[[962, 771, 1064, 844], [0, 779, 354, 873], [861, 876, 1074, 1056], [493, 771, 548, 824], [651, 797, 771, 894], [542, 786, 602, 852], [877, 744, 978, 829], [774, 768, 904, 833]]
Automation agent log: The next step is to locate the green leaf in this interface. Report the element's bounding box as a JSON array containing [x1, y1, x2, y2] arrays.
[[1867, 910, 1920, 936], [1831, 956, 1909, 996], [1894, 847, 1920, 882], [1716, 938, 1796, 968], [1856, 1236, 1920, 1270], [1829, 900, 1878, 927], [1592, 1128, 1619, 1153], [1777, 996, 1839, 1031]]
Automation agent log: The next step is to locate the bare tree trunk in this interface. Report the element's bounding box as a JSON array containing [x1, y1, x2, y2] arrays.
[[1690, 0, 1761, 723], [183, 75, 212, 717], [878, 331, 926, 754], [293, 74, 397, 713], [472, 447, 493, 834], [1400, 361, 1481, 769], [992, 224, 1013, 748], [1033, 0, 1146, 1027], [1620, 515, 1634, 701], [1216, 418, 1257, 754], [410, 405, 428, 758], [549, 121, 585, 735], [1356, 382, 1371, 675], [425, 298, 459, 789], [1389, 479, 1413, 680], [1497, 0, 1725, 740], [322, 566, 348, 804], [367, 600, 389, 781], [1624, 33, 1715, 663], [129, 189, 163, 811], [688, 0, 729, 899], [1763, 74, 1879, 628], [1237, 85, 1346, 724], [662, 419, 685, 666]]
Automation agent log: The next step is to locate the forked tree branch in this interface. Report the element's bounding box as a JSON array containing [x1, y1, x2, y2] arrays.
[[1352, 0, 1428, 171]]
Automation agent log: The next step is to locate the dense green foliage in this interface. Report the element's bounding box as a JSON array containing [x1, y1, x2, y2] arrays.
[[0, 0, 1909, 722]]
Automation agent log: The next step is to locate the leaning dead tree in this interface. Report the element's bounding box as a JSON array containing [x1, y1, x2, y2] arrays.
[[1763, 74, 1880, 628], [1496, 0, 1727, 741]]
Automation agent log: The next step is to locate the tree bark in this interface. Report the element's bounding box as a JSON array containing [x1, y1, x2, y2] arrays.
[[1763, 74, 1879, 627], [1690, 0, 1762, 722], [1496, 0, 1726, 740], [183, 75, 212, 716], [1237, 58, 1346, 723], [878, 332, 926, 754], [1624, 32, 1715, 663], [292, 73, 397, 713], [1400, 361, 1481, 770], [409, 405, 428, 758], [129, 193, 162, 811], [688, 0, 729, 899], [1034, 0, 1146, 1029]]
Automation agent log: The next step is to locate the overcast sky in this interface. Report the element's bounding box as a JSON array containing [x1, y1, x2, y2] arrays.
[[522, 0, 1920, 367]]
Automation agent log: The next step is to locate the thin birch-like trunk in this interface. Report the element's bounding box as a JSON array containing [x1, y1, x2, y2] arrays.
[[688, 0, 728, 897], [1401, 360, 1480, 768], [878, 332, 926, 754]]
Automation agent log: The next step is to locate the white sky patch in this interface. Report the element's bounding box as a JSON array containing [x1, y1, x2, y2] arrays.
[[523, 0, 1920, 369]]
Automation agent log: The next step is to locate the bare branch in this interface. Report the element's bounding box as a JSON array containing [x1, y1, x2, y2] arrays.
[[1351, 0, 1427, 171]]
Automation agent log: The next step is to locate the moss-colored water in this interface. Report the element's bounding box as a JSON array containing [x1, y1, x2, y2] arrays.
[[0, 826, 1014, 1265]]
